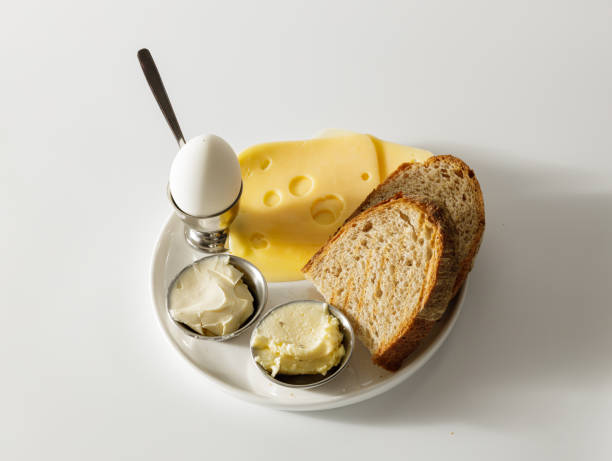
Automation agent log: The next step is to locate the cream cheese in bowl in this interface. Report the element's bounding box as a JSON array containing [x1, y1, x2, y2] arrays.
[[167, 254, 267, 341]]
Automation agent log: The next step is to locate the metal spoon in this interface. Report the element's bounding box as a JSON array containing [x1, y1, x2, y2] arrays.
[[137, 48, 186, 147]]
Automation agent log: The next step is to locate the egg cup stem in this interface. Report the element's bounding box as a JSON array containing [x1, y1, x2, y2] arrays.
[[184, 228, 230, 253], [167, 182, 242, 253]]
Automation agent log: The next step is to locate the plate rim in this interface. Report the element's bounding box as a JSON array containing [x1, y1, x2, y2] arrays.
[[150, 213, 467, 411]]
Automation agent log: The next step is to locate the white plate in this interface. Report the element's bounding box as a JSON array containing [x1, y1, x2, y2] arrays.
[[150, 214, 467, 411]]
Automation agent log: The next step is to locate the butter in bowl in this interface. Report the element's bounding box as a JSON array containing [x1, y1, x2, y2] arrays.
[[250, 300, 354, 388]]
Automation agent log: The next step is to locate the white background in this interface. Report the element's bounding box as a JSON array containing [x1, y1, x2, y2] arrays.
[[2, 0, 611, 459]]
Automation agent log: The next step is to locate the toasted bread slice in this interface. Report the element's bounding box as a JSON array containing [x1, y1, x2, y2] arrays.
[[302, 195, 457, 371], [349, 155, 484, 294]]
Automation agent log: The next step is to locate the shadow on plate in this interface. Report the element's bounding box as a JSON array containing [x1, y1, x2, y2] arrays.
[[300, 147, 612, 428]]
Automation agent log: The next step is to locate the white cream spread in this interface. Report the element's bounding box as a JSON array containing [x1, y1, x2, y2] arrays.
[[251, 301, 345, 377], [169, 255, 254, 336]]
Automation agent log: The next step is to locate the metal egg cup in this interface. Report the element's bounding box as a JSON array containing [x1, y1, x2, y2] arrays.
[[167, 182, 242, 253]]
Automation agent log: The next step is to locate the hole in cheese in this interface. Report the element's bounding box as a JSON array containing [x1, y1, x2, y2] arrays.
[[313, 210, 335, 225], [361, 172, 370, 181], [288, 176, 313, 197], [263, 190, 281, 207], [250, 233, 269, 249], [260, 158, 271, 170], [310, 195, 344, 225]]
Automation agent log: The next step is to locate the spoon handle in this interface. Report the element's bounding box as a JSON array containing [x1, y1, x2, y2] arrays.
[[138, 48, 186, 147]]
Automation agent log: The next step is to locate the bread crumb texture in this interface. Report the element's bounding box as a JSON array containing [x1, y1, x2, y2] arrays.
[[304, 195, 457, 371], [352, 156, 484, 294]]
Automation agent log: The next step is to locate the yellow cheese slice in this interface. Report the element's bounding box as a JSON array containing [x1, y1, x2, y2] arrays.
[[229, 134, 380, 282], [368, 136, 432, 178], [315, 129, 432, 178], [229, 131, 433, 282]]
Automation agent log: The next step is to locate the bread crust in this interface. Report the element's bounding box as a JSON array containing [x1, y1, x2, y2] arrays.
[[349, 155, 485, 295], [303, 194, 458, 372], [370, 195, 457, 370], [373, 317, 437, 371]]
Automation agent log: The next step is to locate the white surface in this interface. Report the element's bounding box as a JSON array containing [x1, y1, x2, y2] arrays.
[[1, 0, 611, 459], [152, 214, 466, 410], [169, 134, 241, 216]]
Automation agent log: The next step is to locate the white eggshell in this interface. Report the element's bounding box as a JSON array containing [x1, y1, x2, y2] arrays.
[[169, 134, 242, 217]]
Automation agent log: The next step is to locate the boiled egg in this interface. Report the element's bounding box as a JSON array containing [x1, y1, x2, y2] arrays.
[[169, 134, 242, 217]]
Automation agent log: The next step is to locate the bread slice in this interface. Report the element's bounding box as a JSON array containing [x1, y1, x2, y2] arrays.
[[302, 194, 458, 371], [349, 155, 484, 294]]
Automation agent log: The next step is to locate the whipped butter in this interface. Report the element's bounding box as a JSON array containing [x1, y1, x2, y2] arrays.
[[169, 255, 254, 336], [251, 301, 345, 377]]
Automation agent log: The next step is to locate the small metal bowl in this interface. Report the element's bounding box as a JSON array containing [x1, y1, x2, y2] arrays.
[[166, 254, 268, 341], [250, 300, 355, 389]]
